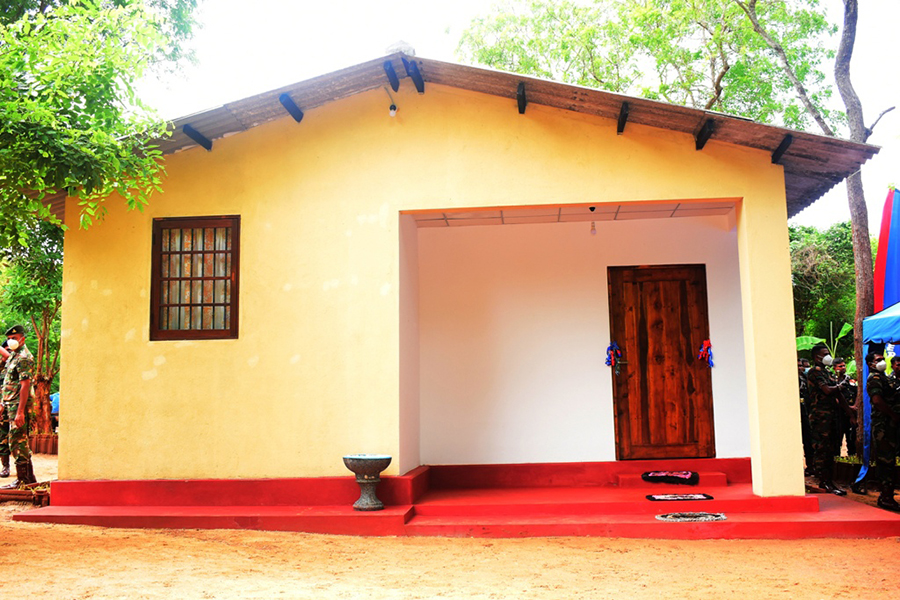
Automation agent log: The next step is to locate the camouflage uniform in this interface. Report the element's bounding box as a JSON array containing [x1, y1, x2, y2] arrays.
[[0, 360, 8, 474], [2, 345, 34, 465], [832, 375, 857, 456], [891, 370, 900, 450], [806, 365, 838, 480], [890, 371, 900, 392], [799, 372, 814, 471], [868, 370, 899, 491]]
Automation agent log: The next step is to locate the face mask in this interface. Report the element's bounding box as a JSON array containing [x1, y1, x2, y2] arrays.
[[804, 367, 811, 374], [822, 355, 834, 366], [875, 360, 887, 372], [6, 339, 19, 351]]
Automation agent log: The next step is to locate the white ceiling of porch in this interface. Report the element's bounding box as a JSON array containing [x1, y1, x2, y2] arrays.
[[410, 201, 736, 228]]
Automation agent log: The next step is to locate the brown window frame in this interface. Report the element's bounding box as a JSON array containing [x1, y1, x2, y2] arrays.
[[150, 215, 241, 341]]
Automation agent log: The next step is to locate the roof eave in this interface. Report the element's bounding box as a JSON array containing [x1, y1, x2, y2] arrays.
[[154, 52, 878, 216]]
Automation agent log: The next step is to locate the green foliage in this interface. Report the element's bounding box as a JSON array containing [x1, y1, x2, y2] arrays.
[[790, 222, 857, 343], [458, 0, 842, 132], [2, 221, 63, 319], [0, 0, 199, 65], [0, 0, 199, 247], [460, 1, 641, 92], [0, 220, 63, 393], [796, 335, 825, 352]]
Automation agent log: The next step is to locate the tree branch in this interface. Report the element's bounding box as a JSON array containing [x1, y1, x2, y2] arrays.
[[705, 63, 730, 110], [48, 300, 61, 378], [733, 0, 834, 136], [30, 314, 43, 375], [865, 106, 895, 140], [834, 0, 865, 142], [704, 35, 731, 110]]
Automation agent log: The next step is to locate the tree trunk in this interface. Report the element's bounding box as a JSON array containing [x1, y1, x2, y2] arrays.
[[833, 0, 873, 453], [848, 171, 873, 454], [32, 376, 53, 435]]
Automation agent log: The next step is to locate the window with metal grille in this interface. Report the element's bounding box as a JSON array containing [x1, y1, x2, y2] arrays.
[[150, 216, 240, 340]]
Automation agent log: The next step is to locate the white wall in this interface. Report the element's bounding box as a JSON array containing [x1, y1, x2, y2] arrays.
[[398, 215, 421, 473], [417, 214, 749, 465]]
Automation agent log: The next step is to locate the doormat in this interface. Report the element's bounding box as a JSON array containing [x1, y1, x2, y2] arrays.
[[641, 471, 700, 485], [646, 493, 713, 501], [655, 512, 726, 523]]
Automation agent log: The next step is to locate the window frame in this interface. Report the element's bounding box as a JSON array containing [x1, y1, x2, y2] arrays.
[[149, 215, 241, 341]]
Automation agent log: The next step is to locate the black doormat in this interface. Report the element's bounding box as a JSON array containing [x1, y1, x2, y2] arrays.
[[641, 471, 700, 485], [646, 493, 713, 501], [656, 511, 726, 522]]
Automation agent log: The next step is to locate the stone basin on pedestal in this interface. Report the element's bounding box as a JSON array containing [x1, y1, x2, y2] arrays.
[[342, 454, 392, 511]]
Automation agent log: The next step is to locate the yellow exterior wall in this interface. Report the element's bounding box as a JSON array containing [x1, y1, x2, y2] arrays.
[[60, 83, 800, 490], [735, 194, 807, 496]]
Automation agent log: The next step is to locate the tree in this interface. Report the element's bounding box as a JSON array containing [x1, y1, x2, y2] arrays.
[[0, 0, 199, 247], [459, 0, 841, 130], [734, 0, 893, 444], [1, 1, 198, 65], [459, 0, 894, 390], [0, 220, 63, 434], [790, 222, 856, 340], [0, 0, 200, 433]]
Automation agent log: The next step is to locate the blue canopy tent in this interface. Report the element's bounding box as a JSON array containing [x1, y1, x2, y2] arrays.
[[857, 301, 900, 481]]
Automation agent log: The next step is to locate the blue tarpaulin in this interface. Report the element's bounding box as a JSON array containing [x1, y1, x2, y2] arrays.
[[863, 300, 900, 344], [857, 301, 900, 481], [50, 392, 59, 415]]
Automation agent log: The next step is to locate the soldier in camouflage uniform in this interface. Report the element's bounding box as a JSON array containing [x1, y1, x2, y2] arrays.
[[806, 344, 854, 495], [889, 356, 900, 391], [866, 351, 900, 512], [0, 340, 10, 478], [0, 325, 36, 489], [831, 357, 857, 457], [798, 358, 814, 476]]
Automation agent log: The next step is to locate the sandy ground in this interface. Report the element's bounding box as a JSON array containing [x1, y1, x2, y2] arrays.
[[1, 456, 899, 599]]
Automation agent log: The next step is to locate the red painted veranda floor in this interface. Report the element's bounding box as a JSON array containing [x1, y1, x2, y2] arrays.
[[16, 458, 900, 539]]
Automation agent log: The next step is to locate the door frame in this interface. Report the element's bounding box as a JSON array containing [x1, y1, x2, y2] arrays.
[[607, 264, 716, 460]]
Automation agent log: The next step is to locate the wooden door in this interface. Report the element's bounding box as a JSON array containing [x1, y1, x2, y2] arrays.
[[608, 265, 715, 460]]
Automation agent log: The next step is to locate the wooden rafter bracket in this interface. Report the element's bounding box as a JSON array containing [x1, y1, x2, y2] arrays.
[[617, 102, 630, 135], [695, 119, 715, 151], [402, 58, 425, 94], [771, 134, 793, 164], [182, 124, 212, 151], [517, 82, 527, 114], [383, 61, 400, 92], [278, 93, 304, 123]]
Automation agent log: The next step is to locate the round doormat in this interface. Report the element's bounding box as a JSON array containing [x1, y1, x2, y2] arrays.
[[655, 511, 727, 523]]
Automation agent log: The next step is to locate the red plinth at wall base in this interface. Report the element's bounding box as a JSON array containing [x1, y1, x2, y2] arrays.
[[15, 458, 900, 539]]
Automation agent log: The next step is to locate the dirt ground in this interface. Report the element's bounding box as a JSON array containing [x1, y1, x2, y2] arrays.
[[2, 456, 899, 599]]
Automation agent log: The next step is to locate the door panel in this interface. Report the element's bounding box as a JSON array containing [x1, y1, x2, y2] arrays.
[[608, 265, 715, 460]]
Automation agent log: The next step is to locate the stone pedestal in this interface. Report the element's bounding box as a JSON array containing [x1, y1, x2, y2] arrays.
[[342, 454, 392, 511]]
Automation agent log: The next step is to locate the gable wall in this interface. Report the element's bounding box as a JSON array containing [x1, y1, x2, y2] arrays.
[[58, 83, 787, 479]]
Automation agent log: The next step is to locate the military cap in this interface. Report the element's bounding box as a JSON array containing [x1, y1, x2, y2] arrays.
[[4, 325, 25, 336]]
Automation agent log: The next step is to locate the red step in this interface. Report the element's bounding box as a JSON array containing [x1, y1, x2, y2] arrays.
[[19, 495, 900, 539], [14, 505, 414, 536], [617, 472, 728, 488], [403, 496, 900, 539], [18, 459, 898, 539], [415, 484, 819, 517], [427, 458, 751, 488], [412, 485, 817, 516]]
